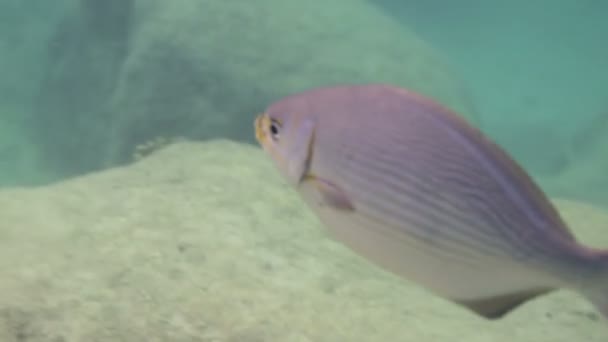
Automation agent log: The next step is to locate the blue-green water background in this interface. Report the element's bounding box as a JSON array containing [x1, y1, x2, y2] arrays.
[[0, 0, 607, 207]]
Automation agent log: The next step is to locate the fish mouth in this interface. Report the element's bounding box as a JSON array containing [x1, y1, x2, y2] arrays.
[[254, 113, 268, 145]]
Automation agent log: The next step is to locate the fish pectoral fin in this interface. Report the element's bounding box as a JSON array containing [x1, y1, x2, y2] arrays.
[[454, 287, 555, 320], [305, 175, 355, 211]]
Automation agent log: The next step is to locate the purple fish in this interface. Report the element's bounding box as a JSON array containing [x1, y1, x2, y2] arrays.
[[254, 84, 608, 320]]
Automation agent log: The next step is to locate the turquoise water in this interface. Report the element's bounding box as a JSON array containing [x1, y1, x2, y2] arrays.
[[0, 1, 607, 340], [2, 0, 607, 206]]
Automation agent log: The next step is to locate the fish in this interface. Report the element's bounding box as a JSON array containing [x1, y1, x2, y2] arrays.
[[253, 83, 608, 320]]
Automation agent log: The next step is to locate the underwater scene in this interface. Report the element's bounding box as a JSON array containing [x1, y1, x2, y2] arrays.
[[0, 0, 607, 340]]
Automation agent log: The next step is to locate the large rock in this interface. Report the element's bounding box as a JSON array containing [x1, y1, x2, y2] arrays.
[[0, 141, 605, 342], [0, 1, 71, 186], [31, 0, 476, 180], [0, 0, 69, 112]]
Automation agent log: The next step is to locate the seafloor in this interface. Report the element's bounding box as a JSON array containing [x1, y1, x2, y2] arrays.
[[0, 141, 605, 341]]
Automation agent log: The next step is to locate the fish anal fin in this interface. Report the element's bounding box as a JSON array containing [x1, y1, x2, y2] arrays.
[[454, 287, 555, 320]]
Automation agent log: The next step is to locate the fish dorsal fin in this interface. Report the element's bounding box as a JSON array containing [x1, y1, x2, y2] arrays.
[[453, 287, 554, 319], [469, 134, 576, 241], [403, 89, 576, 241]]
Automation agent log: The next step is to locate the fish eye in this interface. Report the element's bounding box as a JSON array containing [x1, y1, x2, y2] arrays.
[[269, 118, 281, 141]]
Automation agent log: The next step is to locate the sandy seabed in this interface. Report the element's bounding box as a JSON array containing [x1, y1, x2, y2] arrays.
[[0, 140, 606, 341]]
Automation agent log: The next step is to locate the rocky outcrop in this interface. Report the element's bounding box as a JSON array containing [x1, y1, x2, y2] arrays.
[[30, 0, 476, 179]]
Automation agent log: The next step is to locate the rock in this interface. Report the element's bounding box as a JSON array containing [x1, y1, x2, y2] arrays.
[[0, 140, 605, 342], [0, 1, 68, 112], [31, 0, 476, 180], [0, 0, 73, 186]]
